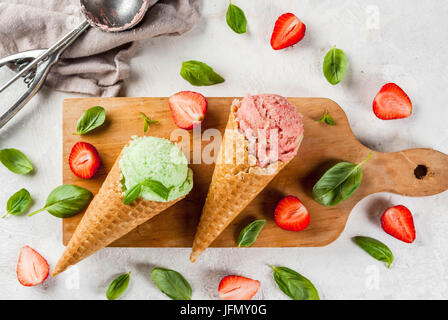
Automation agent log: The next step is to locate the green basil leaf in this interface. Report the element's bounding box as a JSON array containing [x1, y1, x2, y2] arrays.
[[151, 267, 192, 300], [140, 112, 158, 133], [312, 153, 372, 206], [29, 185, 92, 218], [180, 60, 225, 86], [323, 46, 347, 85], [74, 106, 106, 135], [106, 272, 131, 300], [353, 236, 394, 268], [0, 149, 33, 175], [315, 110, 335, 126], [123, 179, 170, 205], [3, 188, 32, 218], [226, 1, 247, 34], [271, 266, 320, 300], [141, 179, 171, 201], [123, 183, 142, 205], [238, 219, 266, 247]]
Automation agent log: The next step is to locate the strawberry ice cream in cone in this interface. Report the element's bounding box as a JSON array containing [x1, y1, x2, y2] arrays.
[[53, 136, 193, 276], [190, 94, 304, 262]]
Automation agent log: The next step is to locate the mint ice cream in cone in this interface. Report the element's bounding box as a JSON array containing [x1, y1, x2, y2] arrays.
[[53, 136, 193, 276]]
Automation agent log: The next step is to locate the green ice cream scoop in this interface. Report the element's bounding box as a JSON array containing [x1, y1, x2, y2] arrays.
[[119, 136, 193, 202]]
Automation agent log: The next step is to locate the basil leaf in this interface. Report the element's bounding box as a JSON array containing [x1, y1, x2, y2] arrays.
[[271, 266, 320, 300], [0, 149, 33, 175], [106, 272, 131, 300], [123, 179, 170, 205], [312, 153, 372, 206], [238, 219, 266, 247], [29, 185, 92, 218], [315, 110, 335, 126], [123, 183, 142, 205], [151, 267, 192, 300], [140, 112, 158, 133], [323, 46, 347, 85], [353, 236, 394, 268], [74, 106, 106, 135], [226, 1, 247, 34], [3, 188, 32, 218], [141, 179, 171, 200], [180, 60, 225, 86]]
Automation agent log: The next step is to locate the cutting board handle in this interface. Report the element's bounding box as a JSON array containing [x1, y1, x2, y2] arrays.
[[366, 148, 448, 197]]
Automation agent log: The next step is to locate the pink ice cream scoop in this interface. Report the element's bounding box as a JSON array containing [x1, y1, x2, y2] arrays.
[[235, 94, 304, 167]]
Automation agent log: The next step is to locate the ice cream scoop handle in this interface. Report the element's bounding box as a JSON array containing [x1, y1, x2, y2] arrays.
[[0, 20, 90, 129]]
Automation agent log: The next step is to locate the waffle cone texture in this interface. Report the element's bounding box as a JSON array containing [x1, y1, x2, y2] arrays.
[[52, 150, 184, 276], [190, 100, 303, 262]]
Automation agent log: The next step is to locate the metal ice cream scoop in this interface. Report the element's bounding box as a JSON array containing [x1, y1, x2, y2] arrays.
[[0, 0, 151, 129]]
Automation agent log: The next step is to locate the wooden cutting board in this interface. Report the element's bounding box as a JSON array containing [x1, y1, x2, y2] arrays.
[[62, 97, 448, 247]]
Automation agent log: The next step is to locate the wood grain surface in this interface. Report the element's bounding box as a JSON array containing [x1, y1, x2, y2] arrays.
[[62, 97, 448, 247]]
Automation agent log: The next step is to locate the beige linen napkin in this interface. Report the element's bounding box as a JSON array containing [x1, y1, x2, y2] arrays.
[[0, 0, 200, 96]]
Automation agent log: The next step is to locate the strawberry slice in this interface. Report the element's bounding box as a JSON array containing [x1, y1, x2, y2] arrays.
[[373, 83, 412, 120], [17, 246, 50, 286], [169, 91, 207, 130], [271, 13, 306, 50], [69, 142, 101, 179], [381, 205, 416, 243], [218, 275, 261, 300], [274, 195, 310, 231]]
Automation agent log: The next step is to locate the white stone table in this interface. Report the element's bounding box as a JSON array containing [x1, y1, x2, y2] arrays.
[[1, 0, 447, 299]]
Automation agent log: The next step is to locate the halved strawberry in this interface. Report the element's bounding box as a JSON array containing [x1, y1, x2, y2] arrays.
[[381, 205, 416, 243], [17, 246, 50, 287], [218, 275, 260, 300], [373, 83, 412, 120], [169, 91, 207, 130], [274, 195, 310, 231], [69, 142, 101, 179], [271, 13, 306, 50]]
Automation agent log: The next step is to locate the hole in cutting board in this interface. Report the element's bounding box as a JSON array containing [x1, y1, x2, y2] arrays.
[[414, 164, 428, 180]]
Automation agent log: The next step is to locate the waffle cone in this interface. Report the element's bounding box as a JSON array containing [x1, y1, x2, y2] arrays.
[[190, 100, 302, 262], [52, 150, 184, 276]]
